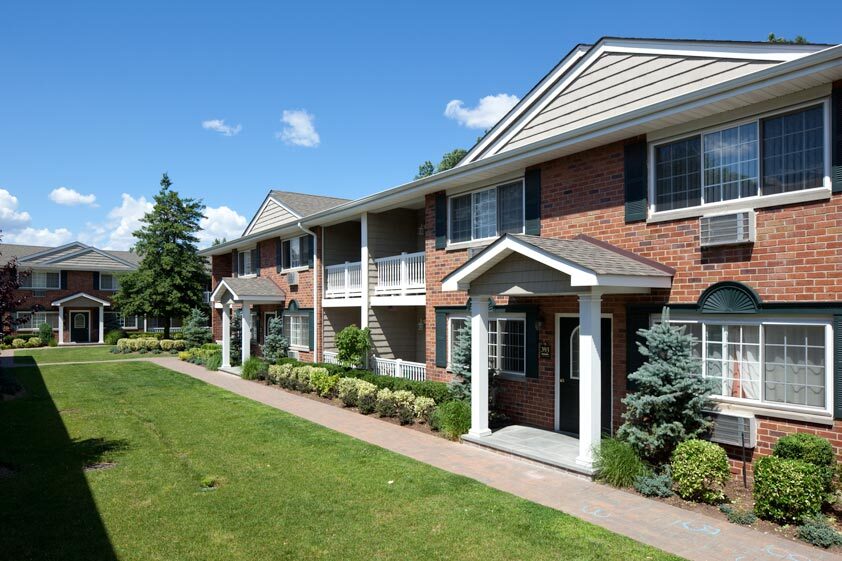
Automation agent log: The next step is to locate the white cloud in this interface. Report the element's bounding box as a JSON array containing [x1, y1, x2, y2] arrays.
[[444, 93, 520, 129], [277, 109, 320, 147], [79, 193, 152, 250], [5, 227, 74, 246], [0, 189, 32, 230], [202, 119, 242, 137], [49, 186, 97, 207], [198, 206, 248, 248]]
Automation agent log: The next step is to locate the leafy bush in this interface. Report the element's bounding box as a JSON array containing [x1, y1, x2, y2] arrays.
[[671, 439, 730, 504], [178, 351, 191, 361], [773, 433, 836, 493], [38, 323, 53, 344], [336, 325, 371, 367], [25, 337, 42, 348], [11, 338, 25, 348], [172, 340, 186, 351], [182, 308, 213, 349], [159, 339, 175, 351], [241, 357, 269, 380], [204, 352, 222, 371], [436, 400, 471, 440], [267, 364, 295, 387], [393, 390, 416, 425], [202, 343, 222, 351], [337, 377, 361, 407], [797, 516, 842, 549], [718, 504, 756, 525], [127, 332, 164, 340], [310, 369, 340, 397], [104, 329, 125, 345], [261, 316, 288, 363], [291, 366, 317, 393], [754, 455, 825, 523], [375, 388, 397, 417], [414, 396, 436, 424], [634, 469, 674, 497], [342, 369, 452, 403], [356, 381, 378, 414], [594, 438, 648, 488]]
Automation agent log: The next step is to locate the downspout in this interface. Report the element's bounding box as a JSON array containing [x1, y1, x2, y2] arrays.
[[298, 222, 319, 362]]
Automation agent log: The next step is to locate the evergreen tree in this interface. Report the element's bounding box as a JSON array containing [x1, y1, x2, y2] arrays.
[[436, 148, 467, 172], [415, 161, 435, 179], [230, 309, 242, 366], [617, 308, 716, 465], [261, 316, 288, 363], [448, 322, 472, 399], [182, 308, 212, 348], [114, 174, 208, 338]]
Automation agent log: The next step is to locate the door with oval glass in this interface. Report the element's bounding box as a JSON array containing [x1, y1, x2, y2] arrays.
[[70, 311, 90, 343], [556, 317, 612, 436]]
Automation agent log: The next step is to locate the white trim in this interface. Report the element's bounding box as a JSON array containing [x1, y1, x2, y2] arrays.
[[20, 270, 61, 290], [40, 246, 136, 269], [68, 309, 91, 343], [51, 292, 111, 307], [370, 294, 425, 307], [280, 234, 309, 271], [210, 279, 240, 302], [242, 194, 302, 237], [14, 311, 59, 331], [17, 242, 88, 263], [99, 272, 120, 291], [360, 213, 370, 329], [446, 178, 525, 247], [322, 297, 363, 308], [648, 188, 831, 223]]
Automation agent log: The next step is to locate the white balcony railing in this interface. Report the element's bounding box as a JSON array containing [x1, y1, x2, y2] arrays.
[[372, 356, 426, 382], [325, 261, 362, 298], [323, 351, 339, 365], [374, 251, 425, 296]]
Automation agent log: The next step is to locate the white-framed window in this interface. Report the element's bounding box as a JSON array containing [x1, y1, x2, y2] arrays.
[[19, 271, 60, 290], [100, 273, 120, 291], [447, 316, 469, 369], [650, 102, 828, 214], [105, 312, 139, 330], [16, 311, 59, 331], [657, 315, 832, 413], [251, 312, 258, 342], [284, 313, 310, 350], [570, 326, 580, 380], [282, 235, 309, 270], [448, 179, 524, 244], [238, 248, 258, 277], [446, 313, 526, 376]]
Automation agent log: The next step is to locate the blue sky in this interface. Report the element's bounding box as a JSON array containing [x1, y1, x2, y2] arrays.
[[0, 0, 838, 249]]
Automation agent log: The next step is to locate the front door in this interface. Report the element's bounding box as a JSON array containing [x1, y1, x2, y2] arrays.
[[70, 311, 90, 343], [557, 317, 612, 436]]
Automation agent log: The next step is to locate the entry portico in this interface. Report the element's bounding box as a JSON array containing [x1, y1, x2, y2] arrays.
[[51, 292, 112, 345], [442, 234, 672, 470], [210, 277, 286, 371]]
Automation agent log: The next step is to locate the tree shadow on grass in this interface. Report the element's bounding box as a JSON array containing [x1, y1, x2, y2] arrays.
[[0, 360, 121, 560]]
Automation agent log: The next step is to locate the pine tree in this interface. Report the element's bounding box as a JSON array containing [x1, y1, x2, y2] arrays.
[[113, 174, 208, 338], [261, 316, 288, 363], [617, 308, 716, 465], [448, 322, 472, 399], [182, 308, 212, 348]]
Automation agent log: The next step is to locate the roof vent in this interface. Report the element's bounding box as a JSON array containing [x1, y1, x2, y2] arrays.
[[700, 211, 755, 248], [287, 271, 298, 286], [706, 411, 756, 448]]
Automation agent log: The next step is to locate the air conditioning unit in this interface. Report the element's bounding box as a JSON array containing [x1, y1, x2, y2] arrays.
[[706, 411, 756, 448], [287, 271, 298, 286], [287, 349, 300, 360], [700, 211, 755, 248]]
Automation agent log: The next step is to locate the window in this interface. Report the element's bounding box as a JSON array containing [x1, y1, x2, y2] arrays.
[[660, 316, 830, 413], [20, 271, 60, 289], [100, 273, 120, 291], [16, 311, 59, 330], [447, 316, 469, 369], [282, 236, 309, 270], [447, 314, 526, 375], [284, 313, 310, 349], [652, 104, 827, 213], [104, 312, 138, 330], [238, 248, 258, 276], [570, 326, 580, 380], [251, 312, 258, 342], [449, 180, 524, 244]]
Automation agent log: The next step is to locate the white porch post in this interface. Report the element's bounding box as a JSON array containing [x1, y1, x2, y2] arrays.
[[98, 306, 105, 344], [576, 291, 602, 468], [469, 296, 491, 437], [221, 303, 231, 368], [360, 212, 369, 329], [241, 303, 252, 363], [58, 306, 64, 345]]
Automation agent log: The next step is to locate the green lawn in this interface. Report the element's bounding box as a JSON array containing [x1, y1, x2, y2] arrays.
[[14, 345, 140, 364], [0, 360, 683, 561]]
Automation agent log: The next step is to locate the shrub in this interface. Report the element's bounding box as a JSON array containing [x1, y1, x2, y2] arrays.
[[201, 343, 222, 351], [25, 337, 42, 348], [393, 390, 416, 425], [718, 504, 757, 525], [754, 456, 824, 523], [241, 357, 269, 380], [261, 316, 288, 363], [356, 381, 378, 414], [375, 388, 397, 417], [159, 339, 175, 351], [634, 469, 674, 497], [142, 337, 160, 351], [178, 351, 191, 361], [436, 400, 471, 440], [413, 396, 436, 424], [594, 438, 648, 488], [104, 329, 125, 345], [310, 369, 340, 397], [204, 352, 222, 371], [182, 308, 213, 349], [773, 433, 836, 493], [268, 363, 295, 387], [341, 370, 452, 403], [172, 340, 186, 351], [37, 323, 53, 344], [337, 377, 361, 407], [138, 348, 148, 354], [671, 439, 730, 504], [11, 338, 26, 348], [797, 516, 842, 549], [336, 325, 371, 367], [291, 366, 316, 393]]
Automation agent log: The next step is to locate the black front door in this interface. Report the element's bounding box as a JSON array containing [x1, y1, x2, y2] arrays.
[[70, 312, 89, 343], [557, 317, 612, 436]]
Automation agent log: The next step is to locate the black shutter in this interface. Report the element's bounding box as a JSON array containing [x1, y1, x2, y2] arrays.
[[232, 250, 238, 277], [834, 315, 842, 419], [832, 85, 842, 194], [275, 239, 282, 273], [252, 248, 260, 276], [524, 168, 541, 236], [92, 272, 100, 290], [282, 240, 290, 270], [624, 140, 648, 222], [435, 309, 447, 367], [307, 308, 315, 351], [434, 192, 447, 249], [524, 306, 539, 378], [306, 235, 315, 269], [625, 305, 653, 393], [60, 270, 68, 289]]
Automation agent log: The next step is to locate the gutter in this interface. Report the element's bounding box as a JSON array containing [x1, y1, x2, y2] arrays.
[[298, 221, 319, 361]]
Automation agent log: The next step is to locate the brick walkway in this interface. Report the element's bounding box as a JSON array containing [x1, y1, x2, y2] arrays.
[[10, 353, 840, 561]]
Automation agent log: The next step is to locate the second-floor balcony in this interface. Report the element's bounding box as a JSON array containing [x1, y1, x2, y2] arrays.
[[374, 251, 425, 296], [325, 261, 362, 299]]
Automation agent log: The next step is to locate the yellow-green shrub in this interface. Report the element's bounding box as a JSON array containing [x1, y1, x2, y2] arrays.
[[172, 340, 186, 351], [11, 338, 26, 348], [413, 396, 436, 423], [356, 381, 378, 414], [393, 390, 416, 424], [671, 439, 730, 504], [159, 339, 175, 351], [25, 337, 42, 348], [310, 369, 339, 397], [178, 351, 191, 361]]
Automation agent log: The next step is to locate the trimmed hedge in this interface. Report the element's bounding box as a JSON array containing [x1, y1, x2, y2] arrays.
[[773, 433, 836, 493], [670, 439, 730, 504], [753, 455, 825, 523]]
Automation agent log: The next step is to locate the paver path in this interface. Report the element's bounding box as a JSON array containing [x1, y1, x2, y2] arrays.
[[8, 353, 840, 561]]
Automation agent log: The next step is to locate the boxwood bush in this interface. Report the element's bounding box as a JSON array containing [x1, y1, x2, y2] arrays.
[[753, 455, 825, 523], [670, 439, 730, 504], [773, 433, 836, 493]]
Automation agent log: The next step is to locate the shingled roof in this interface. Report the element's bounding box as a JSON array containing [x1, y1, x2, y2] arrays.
[[269, 191, 349, 217], [0, 242, 140, 268]]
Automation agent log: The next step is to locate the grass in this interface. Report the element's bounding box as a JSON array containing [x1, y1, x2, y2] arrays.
[[0, 360, 684, 561], [13, 345, 139, 364]]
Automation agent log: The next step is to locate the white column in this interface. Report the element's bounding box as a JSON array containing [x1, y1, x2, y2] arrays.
[[241, 303, 252, 363], [98, 306, 105, 344], [360, 213, 369, 329], [221, 303, 231, 368], [58, 306, 64, 345], [469, 296, 491, 437], [576, 291, 602, 468]]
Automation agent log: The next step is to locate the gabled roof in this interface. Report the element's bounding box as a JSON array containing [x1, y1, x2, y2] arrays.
[[210, 276, 286, 303], [2, 242, 139, 271], [51, 292, 112, 307], [461, 37, 828, 165], [242, 190, 350, 237]]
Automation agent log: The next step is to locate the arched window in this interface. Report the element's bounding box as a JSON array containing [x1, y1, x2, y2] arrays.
[[570, 326, 580, 380]]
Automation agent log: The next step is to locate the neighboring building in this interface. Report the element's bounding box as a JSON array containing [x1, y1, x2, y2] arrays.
[[201, 38, 842, 475]]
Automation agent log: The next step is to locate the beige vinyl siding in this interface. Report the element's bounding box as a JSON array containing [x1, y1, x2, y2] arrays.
[[501, 53, 779, 153], [323, 222, 361, 266], [24, 244, 87, 264], [366, 209, 424, 290], [469, 254, 575, 296], [322, 308, 359, 352], [248, 200, 298, 235], [368, 306, 424, 362], [54, 250, 133, 270]]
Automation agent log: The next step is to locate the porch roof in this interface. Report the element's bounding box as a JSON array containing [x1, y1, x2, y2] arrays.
[[210, 277, 286, 305], [51, 292, 112, 307], [441, 234, 673, 292]]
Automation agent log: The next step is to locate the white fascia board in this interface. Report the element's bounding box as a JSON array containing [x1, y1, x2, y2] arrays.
[[242, 194, 302, 237], [18, 242, 89, 263], [210, 280, 239, 302], [238, 295, 286, 304], [51, 292, 112, 306], [370, 294, 426, 307], [593, 275, 672, 289], [322, 297, 363, 308], [199, 223, 304, 256], [41, 247, 136, 269]]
